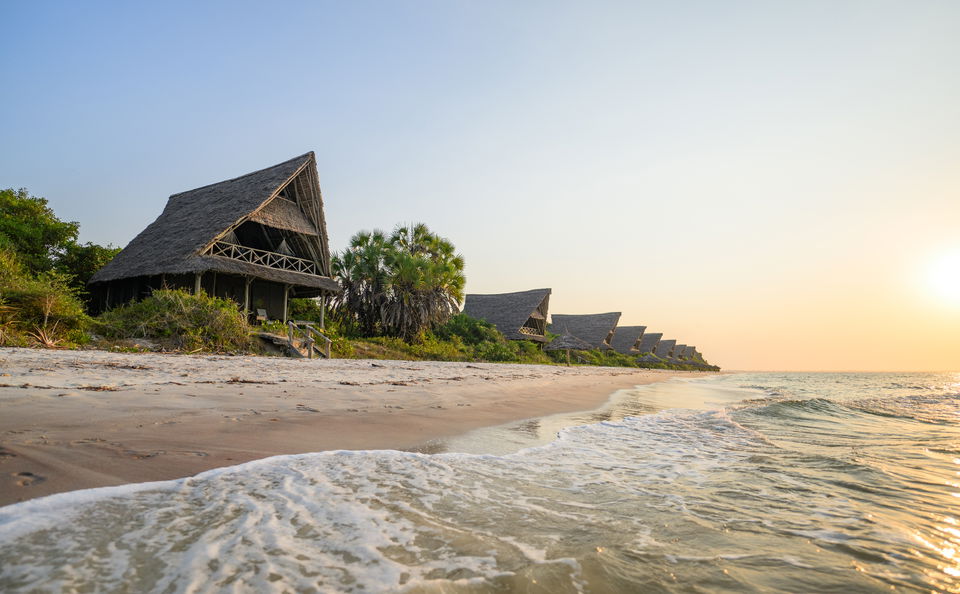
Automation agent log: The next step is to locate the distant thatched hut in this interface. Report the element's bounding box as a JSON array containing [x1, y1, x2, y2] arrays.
[[609, 325, 646, 354], [637, 332, 662, 355], [548, 312, 621, 350], [674, 344, 688, 360], [545, 332, 594, 365], [461, 288, 551, 342], [654, 339, 677, 359], [89, 152, 339, 321]]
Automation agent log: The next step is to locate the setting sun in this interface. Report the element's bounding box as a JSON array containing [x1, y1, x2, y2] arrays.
[[928, 249, 960, 304]]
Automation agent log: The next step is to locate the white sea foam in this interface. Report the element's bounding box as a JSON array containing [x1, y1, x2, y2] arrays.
[[3, 373, 960, 592]]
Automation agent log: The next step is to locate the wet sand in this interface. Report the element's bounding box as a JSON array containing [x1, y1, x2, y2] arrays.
[[0, 348, 700, 507]]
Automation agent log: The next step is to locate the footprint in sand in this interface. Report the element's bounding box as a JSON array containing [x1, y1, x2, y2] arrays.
[[13, 471, 45, 487]]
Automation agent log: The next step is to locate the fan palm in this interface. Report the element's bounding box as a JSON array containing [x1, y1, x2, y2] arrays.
[[332, 223, 465, 341]]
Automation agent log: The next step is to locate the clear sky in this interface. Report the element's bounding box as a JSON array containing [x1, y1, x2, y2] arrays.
[[2, 1, 958, 371]]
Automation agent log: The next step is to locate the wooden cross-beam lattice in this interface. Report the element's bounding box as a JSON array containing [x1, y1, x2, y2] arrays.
[[207, 241, 319, 275]]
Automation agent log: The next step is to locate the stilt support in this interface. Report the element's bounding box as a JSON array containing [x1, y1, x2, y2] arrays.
[[320, 295, 326, 329]]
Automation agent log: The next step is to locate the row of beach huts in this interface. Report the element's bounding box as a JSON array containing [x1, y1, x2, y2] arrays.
[[462, 288, 719, 370], [83, 152, 718, 368]]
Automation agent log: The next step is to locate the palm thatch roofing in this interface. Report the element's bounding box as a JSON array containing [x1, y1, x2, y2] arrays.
[[461, 288, 551, 341], [674, 344, 688, 359], [655, 339, 677, 359], [637, 332, 662, 354], [682, 345, 696, 359], [609, 325, 646, 354], [548, 312, 621, 350], [545, 333, 594, 351], [89, 152, 339, 292]]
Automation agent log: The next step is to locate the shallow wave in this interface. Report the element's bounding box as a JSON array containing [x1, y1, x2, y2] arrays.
[[3, 373, 960, 592]]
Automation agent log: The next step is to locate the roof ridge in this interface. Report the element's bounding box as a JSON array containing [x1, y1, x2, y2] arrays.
[[467, 288, 551, 296], [169, 152, 314, 199]]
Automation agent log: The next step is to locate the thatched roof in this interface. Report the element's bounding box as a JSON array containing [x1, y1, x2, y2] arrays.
[[545, 333, 594, 351], [655, 339, 677, 358], [249, 197, 317, 234], [674, 344, 688, 359], [461, 288, 551, 341], [90, 152, 339, 292], [681, 345, 696, 359], [609, 325, 646, 354], [637, 332, 662, 354], [548, 312, 621, 349]]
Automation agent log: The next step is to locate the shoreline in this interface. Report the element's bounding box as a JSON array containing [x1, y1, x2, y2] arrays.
[[0, 347, 704, 508]]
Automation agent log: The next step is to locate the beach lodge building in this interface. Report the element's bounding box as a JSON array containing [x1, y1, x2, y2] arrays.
[[637, 332, 662, 355], [609, 325, 646, 354], [461, 289, 551, 342], [548, 312, 622, 350], [655, 339, 677, 360], [88, 152, 340, 322]]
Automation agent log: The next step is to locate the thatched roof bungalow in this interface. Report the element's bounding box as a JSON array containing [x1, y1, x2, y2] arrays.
[[654, 339, 677, 359], [609, 325, 646, 354], [545, 331, 594, 365], [461, 288, 551, 342], [89, 152, 339, 321], [637, 332, 662, 355], [674, 344, 688, 360], [548, 312, 621, 350]]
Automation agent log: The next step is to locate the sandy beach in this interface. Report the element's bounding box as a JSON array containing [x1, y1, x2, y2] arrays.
[[0, 348, 698, 507]]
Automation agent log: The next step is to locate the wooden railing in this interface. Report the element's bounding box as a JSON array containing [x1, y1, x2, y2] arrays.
[[208, 241, 318, 275], [288, 321, 332, 359]]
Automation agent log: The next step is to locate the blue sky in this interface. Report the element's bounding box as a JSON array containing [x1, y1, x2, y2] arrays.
[[2, 1, 958, 369]]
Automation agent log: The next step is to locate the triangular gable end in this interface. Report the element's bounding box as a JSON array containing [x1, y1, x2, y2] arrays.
[[200, 154, 333, 277], [517, 292, 550, 339]]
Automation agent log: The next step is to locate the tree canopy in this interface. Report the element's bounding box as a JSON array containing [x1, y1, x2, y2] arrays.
[[0, 188, 79, 274], [333, 223, 465, 341]]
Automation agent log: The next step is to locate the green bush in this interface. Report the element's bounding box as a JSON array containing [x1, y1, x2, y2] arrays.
[[434, 314, 502, 346], [0, 249, 89, 347], [97, 288, 252, 352], [288, 298, 325, 324], [473, 340, 519, 362], [515, 340, 552, 364], [411, 333, 467, 361], [258, 320, 288, 335]]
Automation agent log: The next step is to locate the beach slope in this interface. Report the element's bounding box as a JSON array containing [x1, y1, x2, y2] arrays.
[[0, 348, 696, 506]]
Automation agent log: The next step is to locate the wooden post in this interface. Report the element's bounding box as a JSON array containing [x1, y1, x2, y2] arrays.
[[194, 273, 202, 295], [243, 277, 252, 315], [282, 285, 290, 323], [211, 272, 217, 297], [320, 295, 326, 329], [105, 285, 111, 310]]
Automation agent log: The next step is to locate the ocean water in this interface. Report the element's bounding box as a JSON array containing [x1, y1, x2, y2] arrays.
[[2, 372, 960, 593]]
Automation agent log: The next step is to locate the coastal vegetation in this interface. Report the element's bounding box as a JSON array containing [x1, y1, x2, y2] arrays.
[[96, 289, 252, 353], [332, 223, 465, 341], [0, 187, 711, 369]]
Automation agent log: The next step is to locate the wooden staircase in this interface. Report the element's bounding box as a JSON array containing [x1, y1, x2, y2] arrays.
[[256, 321, 332, 358]]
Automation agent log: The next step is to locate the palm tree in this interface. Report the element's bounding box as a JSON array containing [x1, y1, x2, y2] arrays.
[[332, 223, 465, 341]]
